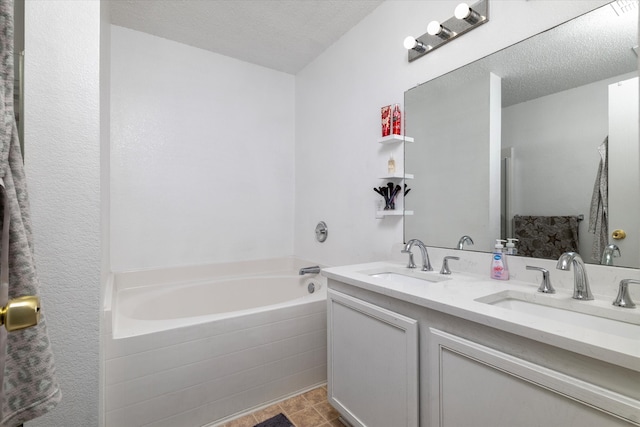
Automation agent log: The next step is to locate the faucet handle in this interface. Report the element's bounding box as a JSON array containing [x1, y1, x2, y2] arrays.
[[526, 266, 555, 294], [613, 279, 640, 308], [440, 256, 460, 275]]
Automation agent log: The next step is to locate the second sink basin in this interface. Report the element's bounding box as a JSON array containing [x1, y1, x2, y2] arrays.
[[477, 290, 640, 340]]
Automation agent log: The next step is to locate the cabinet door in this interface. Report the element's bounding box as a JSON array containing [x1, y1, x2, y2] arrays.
[[328, 289, 419, 427], [428, 328, 640, 427]]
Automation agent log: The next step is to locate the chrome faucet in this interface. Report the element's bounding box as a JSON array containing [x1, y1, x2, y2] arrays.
[[299, 266, 321, 275], [601, 244, 621, 266], [402, 239, 433, 271], [556, 252, 593, 300], [457, 235, 474, 250]]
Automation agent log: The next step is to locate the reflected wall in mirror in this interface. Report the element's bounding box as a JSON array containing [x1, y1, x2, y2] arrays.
[[404, 1, 640, 268]]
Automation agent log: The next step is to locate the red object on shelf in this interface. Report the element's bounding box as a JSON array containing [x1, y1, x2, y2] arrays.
[[381, 105, 391, 137], [392, 104, 401, 135]]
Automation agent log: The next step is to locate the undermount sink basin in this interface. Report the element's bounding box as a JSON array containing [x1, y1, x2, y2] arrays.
[[370, 271, 450, 285], [477, 290, 640, 340]]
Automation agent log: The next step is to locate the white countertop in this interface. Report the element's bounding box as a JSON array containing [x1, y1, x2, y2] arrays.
[[322, 260, 640, 372]]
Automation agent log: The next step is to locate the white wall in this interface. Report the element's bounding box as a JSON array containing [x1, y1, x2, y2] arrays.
[[110, 26, 296, 272], [24, 1, 101, 426], [294, 0, 610, 267], [100, 1, 111, 425]]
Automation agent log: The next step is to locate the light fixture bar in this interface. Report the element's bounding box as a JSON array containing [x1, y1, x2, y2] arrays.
[[406, 0, 489, 63]]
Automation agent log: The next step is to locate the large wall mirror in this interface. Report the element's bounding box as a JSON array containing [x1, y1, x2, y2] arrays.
[[404, 1, 639, 268]]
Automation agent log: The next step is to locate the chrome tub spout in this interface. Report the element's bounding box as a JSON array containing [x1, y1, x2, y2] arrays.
[[299, 266, 321, 275]]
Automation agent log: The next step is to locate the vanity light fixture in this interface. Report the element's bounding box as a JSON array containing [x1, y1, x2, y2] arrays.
[[405, 0, 489, 63]]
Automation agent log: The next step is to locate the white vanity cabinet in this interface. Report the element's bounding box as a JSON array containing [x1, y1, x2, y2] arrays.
[[326, 278, 640, 427], [429, 328, 639, 427], [327, 289, 419, 427]]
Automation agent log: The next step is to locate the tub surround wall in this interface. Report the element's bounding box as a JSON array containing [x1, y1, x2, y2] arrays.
[[110, 25, 296, 272]]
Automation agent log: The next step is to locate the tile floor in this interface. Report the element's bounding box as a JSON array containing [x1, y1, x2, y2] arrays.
[[223, 385, 343, 427]]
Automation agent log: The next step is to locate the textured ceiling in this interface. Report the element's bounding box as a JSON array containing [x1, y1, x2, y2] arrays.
[[109, 0, 384, 74]]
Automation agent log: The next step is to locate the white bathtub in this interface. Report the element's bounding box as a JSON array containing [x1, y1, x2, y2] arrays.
[[104, 258, 327, 427]]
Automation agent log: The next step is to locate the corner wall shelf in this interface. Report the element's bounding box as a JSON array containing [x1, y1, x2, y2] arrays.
[[375, 133, 416, 219], [379, 173, 414, 180], [377, 210, 414, 217], [378, 135, 414, 144]]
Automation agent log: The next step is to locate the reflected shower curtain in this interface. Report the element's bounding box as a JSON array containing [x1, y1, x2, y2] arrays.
[[0, 0, 61, 424]]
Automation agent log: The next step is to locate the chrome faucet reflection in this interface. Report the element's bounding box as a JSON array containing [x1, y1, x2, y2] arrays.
[[601, 244, 621, 266], [556, 252, 593, 300], [299, 266, 321, 275], [457, 235, 474, 250], [402, 239, 433, 271]]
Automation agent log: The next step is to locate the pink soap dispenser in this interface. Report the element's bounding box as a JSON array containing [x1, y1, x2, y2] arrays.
[[490, 239, 509, 280]]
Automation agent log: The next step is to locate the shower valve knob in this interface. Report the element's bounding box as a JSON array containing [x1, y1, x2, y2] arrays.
[[0, 295, 40, 332]]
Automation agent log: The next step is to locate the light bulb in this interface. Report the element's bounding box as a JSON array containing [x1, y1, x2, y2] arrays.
[[403, 36, 418, 50], [455, 3, 482, 24], [454, 3, 471, 19], [427, 21, 442, 36], [403, 36, 428, 53], [427, 21, 454, 39]]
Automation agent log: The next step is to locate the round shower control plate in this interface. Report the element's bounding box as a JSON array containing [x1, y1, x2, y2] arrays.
[[315, 221, 328, 242]]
